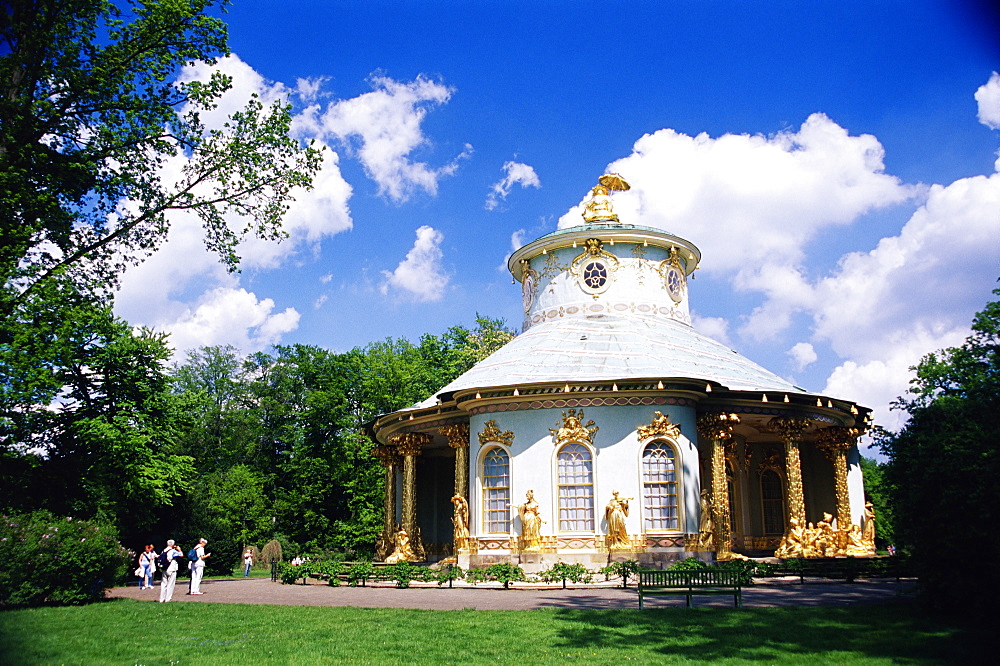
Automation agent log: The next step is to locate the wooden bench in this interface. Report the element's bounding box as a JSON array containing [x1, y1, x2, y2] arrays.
[[638, 569, 745, 608]]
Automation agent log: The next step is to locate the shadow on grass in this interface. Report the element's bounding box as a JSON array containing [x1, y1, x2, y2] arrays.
[[547, 604, 997, 663]]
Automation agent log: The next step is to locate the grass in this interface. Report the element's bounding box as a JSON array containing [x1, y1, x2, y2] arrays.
[[0, 599, 994, 665]]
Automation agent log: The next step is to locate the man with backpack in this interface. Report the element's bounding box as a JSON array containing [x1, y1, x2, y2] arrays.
[[157, 540, 183, 603], [187, 538, 211, 595]]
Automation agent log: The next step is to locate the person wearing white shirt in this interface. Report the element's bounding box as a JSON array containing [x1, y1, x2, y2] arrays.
[[187, 538, 210, 595], [158, 540, 183, 603]]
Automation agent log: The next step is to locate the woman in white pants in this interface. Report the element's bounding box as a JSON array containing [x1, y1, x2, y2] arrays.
[[188, 538, 210, 594], [158, 541, 182, 602]]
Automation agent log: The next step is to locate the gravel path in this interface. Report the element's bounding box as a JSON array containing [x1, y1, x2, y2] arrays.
[[108, 577, 914, 610]]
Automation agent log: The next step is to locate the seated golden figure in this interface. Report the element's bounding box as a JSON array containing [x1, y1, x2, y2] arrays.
[[385, 529, 416, 563], [583, 184, 618, 222]]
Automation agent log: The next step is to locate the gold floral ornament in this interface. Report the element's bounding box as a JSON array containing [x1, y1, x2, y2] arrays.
[[478, 419, 514, 448], [570, 238, 619, 298], [637, 410, 681, 440], [550, 408, 599, 446]]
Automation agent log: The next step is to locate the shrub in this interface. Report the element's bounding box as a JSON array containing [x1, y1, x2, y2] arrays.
[[667, 557, 710, 571], [0, 511, 129, 607], [435, 564, 464, 587], [385, 561, 417, 588], [275, 562, 303, 585], [601, 559, 641, 588], [464, 568, 487, 585], [484, 562, 526, 589], [346, 560, 375, 587], [538, 562, 592, 589]]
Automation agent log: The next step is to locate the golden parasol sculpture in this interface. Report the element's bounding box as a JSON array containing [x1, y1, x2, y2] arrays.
[[598, 173, 631, 191]]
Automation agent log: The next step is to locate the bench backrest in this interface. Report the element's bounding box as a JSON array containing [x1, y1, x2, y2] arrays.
[[639, 569, 745, 587]]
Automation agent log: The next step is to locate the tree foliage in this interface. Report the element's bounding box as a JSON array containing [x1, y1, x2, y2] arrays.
[[0, 0, 321, 313], [878, 288, 1000, 614], [0, 287, 193, 533]]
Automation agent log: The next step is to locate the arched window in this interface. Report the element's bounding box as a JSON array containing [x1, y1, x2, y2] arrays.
[[482, 447, 510, 533], [759, 469, 785, 536], [641, 440, 679, 531], [557, 443, 594, 531]]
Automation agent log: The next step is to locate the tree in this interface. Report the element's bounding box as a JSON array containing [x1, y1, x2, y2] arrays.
[[0, 0, 321, 315], [0, 284, 194, 537], [878, 288, 1000, 614], [858, 454, 893, 548]]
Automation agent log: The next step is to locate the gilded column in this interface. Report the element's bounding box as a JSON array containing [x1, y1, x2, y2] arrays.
[[372, 444, 400, 561], [440, 424, 471, 499], [393, 432, 431, 561], [768, 417, 811, 528], [696, 413, 740, 559], [815, 427, 860, 531]]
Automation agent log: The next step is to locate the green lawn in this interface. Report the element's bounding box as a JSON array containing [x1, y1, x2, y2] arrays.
[[0, 600, 993, 665]]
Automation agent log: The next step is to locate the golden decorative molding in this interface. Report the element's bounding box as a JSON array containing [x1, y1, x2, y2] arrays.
[[390, 432, 431, 457], [696, 413, 740, 441], [550, 408, 599, 446], [439, 424, 470, 449], [372, 444, 400, 468], [757, 447, 784, 477], [766, 416, 811, 442], [814, 427, 860, 457], [637, 410, 681, 440], [478, 419, 514, 448]]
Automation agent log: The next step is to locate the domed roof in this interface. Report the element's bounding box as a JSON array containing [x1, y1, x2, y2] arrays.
[[414, 311, 803, 409]]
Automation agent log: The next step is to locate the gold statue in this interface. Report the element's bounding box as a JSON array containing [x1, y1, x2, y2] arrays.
[[512, 490, 543, 550], [583, 184, 618, 223], [451, 495, 470, 551], [844, 524, 870, 557], [774, 517, 805, 558], [693, 489, 715, 550], [862, 502, 876, 550], [385, 529, 416, 563], [604, 491, 631, 549]]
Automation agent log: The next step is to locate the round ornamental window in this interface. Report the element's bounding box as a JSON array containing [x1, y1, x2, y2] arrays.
[[665, 267, 685, 303], [582, 261, 608, 290], [521, 271, 536, 312]]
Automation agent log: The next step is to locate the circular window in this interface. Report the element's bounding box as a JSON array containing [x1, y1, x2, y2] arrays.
[[665, 267, 685, 303], [521, 271, 536, 312], [582, 261, 608, 290]]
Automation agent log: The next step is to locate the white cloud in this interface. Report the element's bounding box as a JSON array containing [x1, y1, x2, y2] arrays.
[[486, 161, 541, 210], [380, 225, 449, 302], [163, 287, 300, 354], [788, 342, 818, 371], [975, 71, 1000, 130], [561, 113, 917, 279], [114, 54, 353, 356], [810, 170, 1000, 428], [510, 229, 528, 251], [308, 75, 469, 202], [691, 314, 732, 346]]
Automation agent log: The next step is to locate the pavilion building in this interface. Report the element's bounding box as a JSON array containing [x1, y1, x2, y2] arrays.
[[370, 175, 874, 569]]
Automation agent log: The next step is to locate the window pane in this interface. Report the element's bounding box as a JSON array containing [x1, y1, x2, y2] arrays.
[[558, 443, 594, 531], [483, 447, 510, 533], [760, 470, 784, 536], [642, 441, 679, 530]]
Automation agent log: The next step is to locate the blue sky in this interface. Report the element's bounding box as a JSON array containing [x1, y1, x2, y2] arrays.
[[112, 1, 1000, 441]]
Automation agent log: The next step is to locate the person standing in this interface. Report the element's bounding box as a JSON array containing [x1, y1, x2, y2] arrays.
[[243, 549, 254, 577], [188, 538, 210, 595], [139, 544, 157, 590], [158, 540, 182, 602]]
